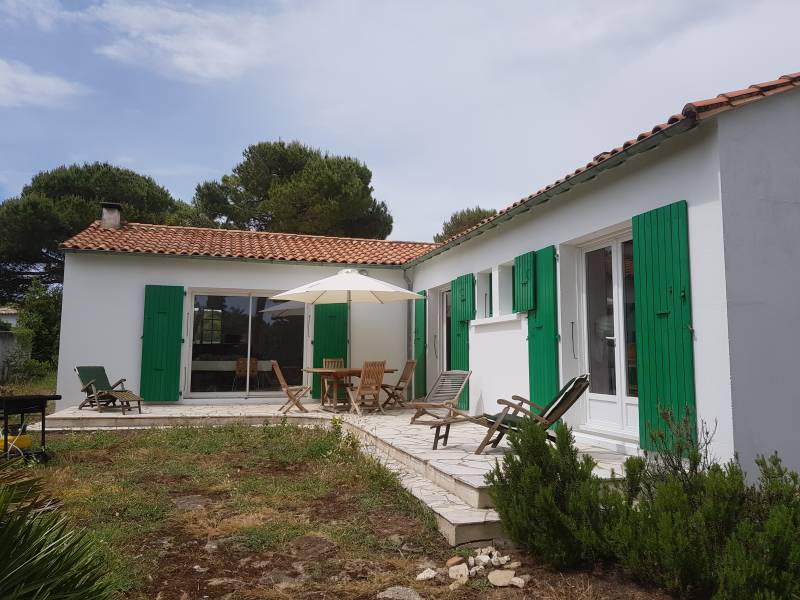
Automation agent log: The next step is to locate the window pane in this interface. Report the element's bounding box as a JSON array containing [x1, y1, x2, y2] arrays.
[[622, 240, 637, 397], [585, 246, 616, 395], [190, 295, 251, 393], [248, 298, 305, 391]]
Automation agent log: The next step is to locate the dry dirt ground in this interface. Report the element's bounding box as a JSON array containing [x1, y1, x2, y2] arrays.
[[34, 424, 667, 599]]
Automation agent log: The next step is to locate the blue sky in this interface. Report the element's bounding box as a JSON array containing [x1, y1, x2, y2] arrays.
[[1, 0, 799, 241]]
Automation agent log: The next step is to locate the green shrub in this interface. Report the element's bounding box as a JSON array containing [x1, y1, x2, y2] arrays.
[[0, 461, 116, 599], [486, 408, 800, 598], [0, 321, 11, 332], [486, 420, 614, 569], [715, 455, 800, 599], [16, 280, 61, 363]]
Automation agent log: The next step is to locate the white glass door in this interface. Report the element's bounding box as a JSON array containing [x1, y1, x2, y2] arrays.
[[582, 237, 638, 438]]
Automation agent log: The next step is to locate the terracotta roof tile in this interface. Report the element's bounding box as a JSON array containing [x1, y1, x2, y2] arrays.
[[61, 222, 437, 266], [429, 71, 800, 251]]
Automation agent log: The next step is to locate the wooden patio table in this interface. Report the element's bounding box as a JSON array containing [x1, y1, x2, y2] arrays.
[[302, 367, 396, 413]]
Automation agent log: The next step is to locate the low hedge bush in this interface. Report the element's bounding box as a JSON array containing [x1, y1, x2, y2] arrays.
[[487, 413, 800, 598]]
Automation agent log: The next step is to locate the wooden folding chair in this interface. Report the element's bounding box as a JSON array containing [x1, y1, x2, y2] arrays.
[[381, 359, 416, 408], [321, 357, 350, 406], [272, 360, 311, 414], [347, 361, 386, 415], [431, 374, 590, 454], [409, 370, 471, 424]]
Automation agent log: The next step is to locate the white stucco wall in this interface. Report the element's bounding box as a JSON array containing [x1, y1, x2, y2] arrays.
[[56, 253, 408, 410], [717, 88, 800, 475], [410, 123, 735, 460]]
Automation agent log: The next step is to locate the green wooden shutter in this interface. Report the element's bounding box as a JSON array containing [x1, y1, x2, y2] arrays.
[[513, 251, 536, 312], [311, 303, 348, 399], [528, 246, 559, 407], [414, 291, 427, 399], [140, 285, 184, 403], [633, 200, 696, 450], [450, 274, 475, 409]]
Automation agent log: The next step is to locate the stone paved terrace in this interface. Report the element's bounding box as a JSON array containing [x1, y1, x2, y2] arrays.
[[44, 403, 627, 545]]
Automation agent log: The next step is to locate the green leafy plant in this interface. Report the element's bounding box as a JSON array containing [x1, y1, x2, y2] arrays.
[[486, 420, 614, 569], [0, 461, 116, 599]]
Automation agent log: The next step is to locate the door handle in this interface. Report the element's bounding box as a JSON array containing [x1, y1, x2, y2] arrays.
[[605, 336, 616, 347]]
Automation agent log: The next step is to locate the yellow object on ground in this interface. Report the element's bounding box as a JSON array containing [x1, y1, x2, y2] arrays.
[[5, 434, 32, 450]]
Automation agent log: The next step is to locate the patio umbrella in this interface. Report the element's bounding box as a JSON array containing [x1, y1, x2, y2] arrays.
[[271, 268, 422, 365]]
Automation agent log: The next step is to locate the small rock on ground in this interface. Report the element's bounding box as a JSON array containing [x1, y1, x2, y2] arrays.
[[416, 568, 437, 581], [445, 555, 465, 567], [488, 569, 516, 587], [376, 586, 423, 600], [509, 576, 526, 588], [448, 563, 469, 583]]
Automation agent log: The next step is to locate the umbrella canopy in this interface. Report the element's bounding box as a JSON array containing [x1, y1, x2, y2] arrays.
[[259, 300, 306, 317], [271, 269, 422, 304]]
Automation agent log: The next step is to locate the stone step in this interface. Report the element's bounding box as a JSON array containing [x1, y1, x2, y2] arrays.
[[347, 423, 496, 510], [359, 443, 503, 546]]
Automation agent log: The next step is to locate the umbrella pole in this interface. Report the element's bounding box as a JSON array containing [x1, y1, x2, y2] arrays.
[[347, 290, 351, 368]]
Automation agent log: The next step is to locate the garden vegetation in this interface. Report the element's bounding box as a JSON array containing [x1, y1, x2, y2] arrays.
[[487, 413, 800, 599]]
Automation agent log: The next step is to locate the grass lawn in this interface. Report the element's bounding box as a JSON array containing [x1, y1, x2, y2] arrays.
[[32, 422, 664, 599], [1, 369, 57, 396]]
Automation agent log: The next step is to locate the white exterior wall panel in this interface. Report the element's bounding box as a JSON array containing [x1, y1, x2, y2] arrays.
[[411, 125, 735, 461], [56, 253, 408, 411], [717, 89, 800, 475]]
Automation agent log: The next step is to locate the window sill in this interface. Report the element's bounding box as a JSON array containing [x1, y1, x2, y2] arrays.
[[470, 313, 525, 328]]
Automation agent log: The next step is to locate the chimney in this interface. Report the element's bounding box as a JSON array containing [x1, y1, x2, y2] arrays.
[[100, 202, 122, 230]]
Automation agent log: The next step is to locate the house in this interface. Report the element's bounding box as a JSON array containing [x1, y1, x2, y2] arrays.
[[0, 306, 18, 328], [57, 72, 800, 475]]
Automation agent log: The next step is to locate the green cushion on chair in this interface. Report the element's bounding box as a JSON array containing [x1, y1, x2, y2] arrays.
[[76, 366, 112, 391]]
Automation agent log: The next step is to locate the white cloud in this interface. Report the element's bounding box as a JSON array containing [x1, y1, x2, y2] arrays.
[[0, 0, 64, 30], [2, 0, 800, 239], [85, 1, 275, 82], [0, 58, 87, 107]]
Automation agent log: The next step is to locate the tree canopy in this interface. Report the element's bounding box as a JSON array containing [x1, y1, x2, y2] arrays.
[[0, 162, 203, 301], [434, 206, 498, 243], [193, 141, 393, 238]]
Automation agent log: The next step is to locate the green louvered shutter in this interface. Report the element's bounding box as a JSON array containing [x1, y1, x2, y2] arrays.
[[311, 303, 349, 399], [414, 291, 427, 399], [140, 285, 184, 402], [633, 200, 696, 450], [450, 274, 475, 409], [513, 251, 536, 312], [528, 246, 560, 408]]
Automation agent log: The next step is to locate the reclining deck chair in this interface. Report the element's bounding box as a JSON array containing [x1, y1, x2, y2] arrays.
[[431, 374, 590, 454], [409, 370, 471, 424], [75, 366, 143, 415]]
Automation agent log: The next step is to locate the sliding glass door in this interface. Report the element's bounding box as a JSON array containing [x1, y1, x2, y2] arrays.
[[190, 293, 305, 395]]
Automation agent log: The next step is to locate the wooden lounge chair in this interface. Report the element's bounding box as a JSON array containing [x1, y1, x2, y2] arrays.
[[272, 360, 311, 414], [409, 370, 471, 424], [75, 366, 142, 415], [431, 374, 590, 454], [381, 359, 416, 408], [347, 360, 386, 415]]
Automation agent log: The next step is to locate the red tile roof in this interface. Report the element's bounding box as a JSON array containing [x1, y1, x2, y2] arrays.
[[61, 222, 437, 266], [424, 71, 800, 255]]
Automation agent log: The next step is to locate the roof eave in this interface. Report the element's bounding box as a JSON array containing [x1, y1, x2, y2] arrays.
[[61, 247, 410, 270]]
